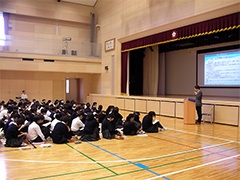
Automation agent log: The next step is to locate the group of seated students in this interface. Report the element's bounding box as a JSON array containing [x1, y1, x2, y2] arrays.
[[0, 98, 166, 147]]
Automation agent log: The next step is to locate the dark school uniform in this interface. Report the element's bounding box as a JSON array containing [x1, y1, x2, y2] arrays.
[[51, 122, 72, 144], [123, 121, 138, 135], [5, 122, 25, 147], [80, 118, 100, 141], [102, 118, 115, 139], [142, 114, 162, 133]]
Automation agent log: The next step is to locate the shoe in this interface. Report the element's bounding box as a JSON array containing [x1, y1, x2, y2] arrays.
[[138, 130, 145, 134], [160, 127, 167, 131], [74, 139, 82, 144], [21, 142, 28, 147]]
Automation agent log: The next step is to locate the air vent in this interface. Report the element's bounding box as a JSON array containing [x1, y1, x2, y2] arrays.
[[44, 59, 55, 62], [22, 58, 34, 61]]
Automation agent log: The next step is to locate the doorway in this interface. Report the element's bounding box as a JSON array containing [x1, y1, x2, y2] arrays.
[[129, 48, 145, 95], [65, 78, 84, 103]]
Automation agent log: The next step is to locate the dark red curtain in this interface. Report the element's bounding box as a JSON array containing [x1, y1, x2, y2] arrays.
[[3, 12, 9, 35], [122, 12, 240, 51], [121, 12, 239, 93], [121, 52, 128, 93], [3, 12, 9, 51]]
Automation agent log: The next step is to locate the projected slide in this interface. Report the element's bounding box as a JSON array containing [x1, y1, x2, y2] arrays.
[[204, 50, 240, 86]]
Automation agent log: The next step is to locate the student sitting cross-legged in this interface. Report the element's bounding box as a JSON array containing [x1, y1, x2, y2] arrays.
[[28, 115, 46, 143], [142, 111, 166, 133], [51, 115, 73, 144], [123, 113, 141, 135], [5, 117, 28, 147], [102, 113, 124, 140], [71, 112, 85, 136], [80, 112, 100, 142]]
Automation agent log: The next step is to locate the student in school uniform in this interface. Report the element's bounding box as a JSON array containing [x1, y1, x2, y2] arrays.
[[102, 113, 124, 140], [91, 102, 97, 112], [50, 112, 63, 132], [28, 115, 46, 142], [142, 111, 166, 133], [51, 115, 73, 144], [80, 113, 100, 141], [96, 105, 106, 123], [123, 113, 141, 135], [4, 113, 19, 136], [112, 107, 124, 129], [40, 108, 52, 123], [0, 104, 8, 121], [71, 112, 85, 136], [5, 118, 28, 147]]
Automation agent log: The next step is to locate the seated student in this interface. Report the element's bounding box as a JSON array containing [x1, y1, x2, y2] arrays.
[[112, 107, 124, 129], [5, 118, 28, 147], [102, 113, 124, 140], [142, 111, 166, 133], [96, 105, 106, 123], [50, 112, 62, 132], [39, 115, 51, 139], [28, 115, 46, 142], [51, 115, 73, 144], [133, 112, 142, 130], [4, 113, 20, 136], [40, 108, 52, 123], [80, 113, 100, 142], [123, 113, 141, 135], [71, 112, 85, 136]]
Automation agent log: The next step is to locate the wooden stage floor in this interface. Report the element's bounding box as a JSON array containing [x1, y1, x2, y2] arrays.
[[1, 116, 240, 180]]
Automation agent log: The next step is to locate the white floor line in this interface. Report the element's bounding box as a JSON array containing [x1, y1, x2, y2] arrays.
[[167, 127, 236, 142], [3, 141, 234, 164], [146, 154, 240, 180]]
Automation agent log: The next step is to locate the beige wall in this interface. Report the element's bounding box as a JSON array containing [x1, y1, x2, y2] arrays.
[[88, 94, 240, 126], [94, 0, 239, 95], [0, 70, 100, 102], [0, 0, 239, 101]]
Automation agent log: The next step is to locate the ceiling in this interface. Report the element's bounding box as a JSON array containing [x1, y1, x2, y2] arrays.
[[61, 0, 98, 6]]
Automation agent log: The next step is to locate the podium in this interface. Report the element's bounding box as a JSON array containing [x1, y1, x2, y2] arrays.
[[184, 99, 196, 124]]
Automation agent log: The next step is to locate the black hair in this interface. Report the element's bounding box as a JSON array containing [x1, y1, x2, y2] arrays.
[[107, 113, 115, 119], [16, 118, 25, 125], [33, 115, 41, 122], [148, 111, 156, 117], [194, 85, 200, 89], [126, 113, 134, 121]]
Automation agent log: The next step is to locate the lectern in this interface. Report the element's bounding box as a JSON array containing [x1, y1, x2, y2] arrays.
[[184, 99, 196, 124]]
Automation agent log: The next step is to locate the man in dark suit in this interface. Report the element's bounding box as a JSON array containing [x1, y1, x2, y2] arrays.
[[194, 85, 203, 124]]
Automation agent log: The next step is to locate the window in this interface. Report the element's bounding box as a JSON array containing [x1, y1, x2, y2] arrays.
[[0, 12, 6, 46], [66, 79, 69, 93]]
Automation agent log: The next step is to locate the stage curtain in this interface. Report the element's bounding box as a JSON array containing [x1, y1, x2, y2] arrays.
[[143, 45, 158, 96], [3, 12, 9, 51], [121, 12, 239, 52], [121, 12, 239, 95], [121, 52, 128, 94], [3, 12, 9, 35]]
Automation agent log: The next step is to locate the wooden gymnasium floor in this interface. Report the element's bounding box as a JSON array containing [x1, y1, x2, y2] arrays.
[[1, 115, 240, 180]]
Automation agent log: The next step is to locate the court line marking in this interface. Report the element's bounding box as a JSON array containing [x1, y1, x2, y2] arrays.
[[146, 154, 240, 180], [94, 145, 240, 180], [66, 143, 118, 175], [87, 142, 168, 179], [167, 127, 236, 142], [3, 141, 234, 164], [31, 147, 238, 180]]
